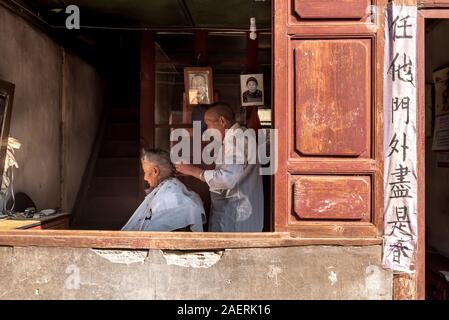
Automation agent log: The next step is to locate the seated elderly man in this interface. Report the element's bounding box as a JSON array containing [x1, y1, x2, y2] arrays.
[[122, 149, 206, 232]]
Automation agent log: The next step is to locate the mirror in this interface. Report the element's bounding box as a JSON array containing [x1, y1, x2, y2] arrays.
[[0, 80, 15, 183]]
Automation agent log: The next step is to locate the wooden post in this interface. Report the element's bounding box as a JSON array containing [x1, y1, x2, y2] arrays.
[[140, 31, 155, 150], [139, 31, 155, 196], [392, 0, 421, 300], [245, 29, 260, 129], [246, 31, 258, 73], [245, 31, 261, 130], [194, 30, 208, 66], [245, 31, 271, 233]]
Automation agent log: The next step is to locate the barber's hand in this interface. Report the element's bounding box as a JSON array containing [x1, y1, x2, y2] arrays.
[[174, 163, 193, 175], [175, 163, 203, 180]]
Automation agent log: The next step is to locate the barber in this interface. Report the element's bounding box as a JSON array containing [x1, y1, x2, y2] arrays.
[[175, 102, 264, 232]]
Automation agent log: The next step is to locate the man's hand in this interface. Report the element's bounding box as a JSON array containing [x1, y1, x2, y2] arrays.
[[175, 163, 204, 180]]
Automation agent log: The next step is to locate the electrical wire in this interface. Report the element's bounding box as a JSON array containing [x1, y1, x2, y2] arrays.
[[6, 0, 271, 32]]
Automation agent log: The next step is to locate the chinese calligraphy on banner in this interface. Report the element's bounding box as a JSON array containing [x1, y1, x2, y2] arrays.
[[383, 3, 417, 273]]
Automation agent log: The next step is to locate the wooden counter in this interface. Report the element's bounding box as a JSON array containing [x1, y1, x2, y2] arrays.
[[0, 213, 70, 230]]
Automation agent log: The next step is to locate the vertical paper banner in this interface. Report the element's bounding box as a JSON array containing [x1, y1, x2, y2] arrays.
[[382, 3, 418, 273]]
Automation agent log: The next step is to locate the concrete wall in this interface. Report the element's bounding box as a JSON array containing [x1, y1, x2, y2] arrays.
[[425, 20, 449, 257], [0, 4, 105, 212], [0, 245, 392, 299]]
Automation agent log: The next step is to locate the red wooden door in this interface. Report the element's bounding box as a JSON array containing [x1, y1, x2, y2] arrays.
[[273, 0, 385, 237]]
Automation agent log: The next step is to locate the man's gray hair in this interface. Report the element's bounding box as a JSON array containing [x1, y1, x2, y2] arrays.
[[141, 148, 175, 175]]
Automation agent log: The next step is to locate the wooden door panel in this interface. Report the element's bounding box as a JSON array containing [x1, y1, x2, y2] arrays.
[[292, 175, 371, 221], [294, 38, 371, 157], [274, 0, 383, 236], [293, 0, 372, 20]]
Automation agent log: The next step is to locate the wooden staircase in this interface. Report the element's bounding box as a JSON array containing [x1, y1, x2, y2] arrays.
[[72, 107, 141, 230]]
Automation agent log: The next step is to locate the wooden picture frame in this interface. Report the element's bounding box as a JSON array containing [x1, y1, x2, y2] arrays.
[[0, 80, 15, 182], [183, 67, 214, 105], [240, 73, 265, 106]]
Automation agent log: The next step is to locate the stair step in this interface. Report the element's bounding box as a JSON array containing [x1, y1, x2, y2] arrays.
[[86, 195, 141, 213], [105, 123, 139, 140], [72, 195, 141, 229], [72, 107, 142, 230], [89, 177, 140, 197], [109, 108, 139, 123], [79, 194, 140, 218], [100, 140, 140, 158], [94, 158, 140, 177]]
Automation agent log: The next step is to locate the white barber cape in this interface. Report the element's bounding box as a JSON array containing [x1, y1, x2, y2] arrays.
[[203, 123, 264, 232], [122, 177, 206, 232]]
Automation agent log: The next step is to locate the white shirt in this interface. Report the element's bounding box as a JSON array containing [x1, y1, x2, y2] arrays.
[[203, 123, 264, 232]]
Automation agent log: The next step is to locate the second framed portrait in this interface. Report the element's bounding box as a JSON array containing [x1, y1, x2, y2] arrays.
[[240, 74, 264, 106], [184, 67, 214, 105]]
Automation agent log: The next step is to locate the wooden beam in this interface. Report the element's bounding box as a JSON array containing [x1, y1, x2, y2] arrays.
[[0, 230, 383, 250], [418, 0, 449, 8]]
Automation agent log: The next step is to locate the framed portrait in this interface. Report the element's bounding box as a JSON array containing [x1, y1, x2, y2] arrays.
[[0, 80, 15, 181], [184, 67, 214, 105], [433, 65, 449, 117], [240, 73, 264, 107]]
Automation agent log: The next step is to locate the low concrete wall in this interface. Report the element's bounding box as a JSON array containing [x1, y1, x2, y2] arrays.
[[0, 245, 392, 299]]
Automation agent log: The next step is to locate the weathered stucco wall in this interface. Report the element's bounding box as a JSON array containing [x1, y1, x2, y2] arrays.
[[0, 5, 105, 212], [0, 5, 62, 210], [62, 52, 105, 212], [0, 245, 392, 299], [425, 20, 449, 257]]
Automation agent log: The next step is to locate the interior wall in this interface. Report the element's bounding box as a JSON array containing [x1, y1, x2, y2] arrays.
[[62, 52, 105, 212], [0, 5, 62, 210], [0, 4, 105, 212], [425, 19, 449, 257]]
